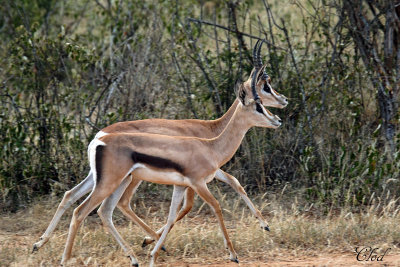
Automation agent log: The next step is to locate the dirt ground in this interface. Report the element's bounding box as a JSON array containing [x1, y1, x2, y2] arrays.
[[1, 230, 399, 267], [1, 198, 400, 267], [169, 254, 400, 267], [179, 254, 400, 267]]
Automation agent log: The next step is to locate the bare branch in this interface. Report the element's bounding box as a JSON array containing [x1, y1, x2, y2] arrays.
[[187, 17, 285, 51]]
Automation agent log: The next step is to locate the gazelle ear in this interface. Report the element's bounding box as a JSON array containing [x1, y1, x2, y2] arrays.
[[235, 82, 249, 105], [248, 68, 256, 82], [256, 66, 266, 84]]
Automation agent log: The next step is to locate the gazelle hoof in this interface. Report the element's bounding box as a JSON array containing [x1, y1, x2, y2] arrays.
[[132, 263, 139, 267], [141, 237, 156, 248], [32, 244, 38, 253], [141, 238, 149, 248], [263, 225, 270, 231], [141, 239, 166, 252], [231, 257, 239, 263]]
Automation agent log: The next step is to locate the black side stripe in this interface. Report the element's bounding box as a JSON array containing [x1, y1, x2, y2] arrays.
[[131, 151, 184, 173], [95, 145, 105, 183]]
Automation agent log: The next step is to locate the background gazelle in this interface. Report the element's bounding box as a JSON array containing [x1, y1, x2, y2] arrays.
[[60, 61, 282, 266], [32, 40, 288, 254]]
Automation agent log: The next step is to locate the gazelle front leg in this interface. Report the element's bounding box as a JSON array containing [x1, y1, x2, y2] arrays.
[[117, 177, 161, 244], [150, 185, 186, 267], [143, 187, 195, 247], [147, 167, 271, 247], [32, 172, 94, 252], [215, 169, 270, 231], [193, 181, 238, 263]]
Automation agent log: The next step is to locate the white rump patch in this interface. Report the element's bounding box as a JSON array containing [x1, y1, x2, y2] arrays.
[[88, 138, 106, 186], [94, 131, 109, 139], [88, 131, 108, 155]]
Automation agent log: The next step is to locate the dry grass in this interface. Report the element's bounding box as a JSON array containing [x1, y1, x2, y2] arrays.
[[1, 190, 400, 266]]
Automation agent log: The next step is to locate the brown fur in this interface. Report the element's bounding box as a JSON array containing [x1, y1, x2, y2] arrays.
[[60, 88, 281, 265]]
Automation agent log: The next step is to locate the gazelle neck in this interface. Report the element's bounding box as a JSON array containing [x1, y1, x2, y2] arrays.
[[208, 101, 252, 167], [208, 99, 239, 135]]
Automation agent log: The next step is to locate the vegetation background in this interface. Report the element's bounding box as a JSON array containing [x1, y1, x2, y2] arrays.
[[1, 0, 400, 266]]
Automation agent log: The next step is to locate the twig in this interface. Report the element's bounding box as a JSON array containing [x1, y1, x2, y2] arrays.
[[172, 52, 198, 118], [85, 72, 125, 130], [228, 1, 252, 64], [187, 17, 285, 50], [183, 19, 223, 115], [261, 0, 283, 83], [281, 19, 314, 143]]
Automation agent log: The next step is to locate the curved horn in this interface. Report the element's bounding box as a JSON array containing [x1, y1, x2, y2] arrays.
[[253, 40, 261, 68], [256, 39, 264, 68], [251, 62, 261, 102], [257, 39, 270, 80], [250, 40, 262, 101]]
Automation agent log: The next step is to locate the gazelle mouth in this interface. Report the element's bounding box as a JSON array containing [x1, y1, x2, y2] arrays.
[[272, 115, 282, 127], [280, 100, 288, 107], [271, 121, 281, 127]]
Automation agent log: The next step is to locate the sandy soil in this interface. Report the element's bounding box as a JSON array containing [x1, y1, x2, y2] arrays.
[[168, 254, 400, 267], [2, 230, 399, 267], [1, 200, 400, 267], [148, 253, 400, 266]]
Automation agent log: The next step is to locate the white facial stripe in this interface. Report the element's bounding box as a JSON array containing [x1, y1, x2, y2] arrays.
[[262, 106, 280, 125]]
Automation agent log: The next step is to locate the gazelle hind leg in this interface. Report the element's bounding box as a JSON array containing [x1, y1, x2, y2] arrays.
[[32, 172, 94, 252], [97, 175, 139, 265], [61, 177, 139, 266], [149, 185, 186, 267], [193, 182, 238, 263], [143, 187, 195, 247], [215, 170, 270, 231]]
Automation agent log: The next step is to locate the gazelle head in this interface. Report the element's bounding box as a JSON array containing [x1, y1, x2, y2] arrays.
[[244, 40, 288, 109], [236, 65, 282, 129]]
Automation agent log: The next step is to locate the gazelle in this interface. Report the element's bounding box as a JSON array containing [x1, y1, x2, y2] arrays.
[[60, 59, 282, 266], [32, 40, 287, 254]]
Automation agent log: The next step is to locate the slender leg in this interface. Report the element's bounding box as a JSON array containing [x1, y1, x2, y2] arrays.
[[32, 172, 94, 252], [215, 170, 270, 231], [193, 182, 238, 263], [143, 187, 195, 247], [149, 185, 186, 267], [144, 167, 271, 249], [117, 177, 160, 242], [97, 176, 138, 265], [61, 177, 139, 266]]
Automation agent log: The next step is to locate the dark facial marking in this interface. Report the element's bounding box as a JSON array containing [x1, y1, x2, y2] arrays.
[[239, 85, 247, 104], [263, 83, 271, 93], [95, 145, 105, 183], [256, 102, 264, 114], [131, 151, 184, 173], [257, 70, 264, 81]]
